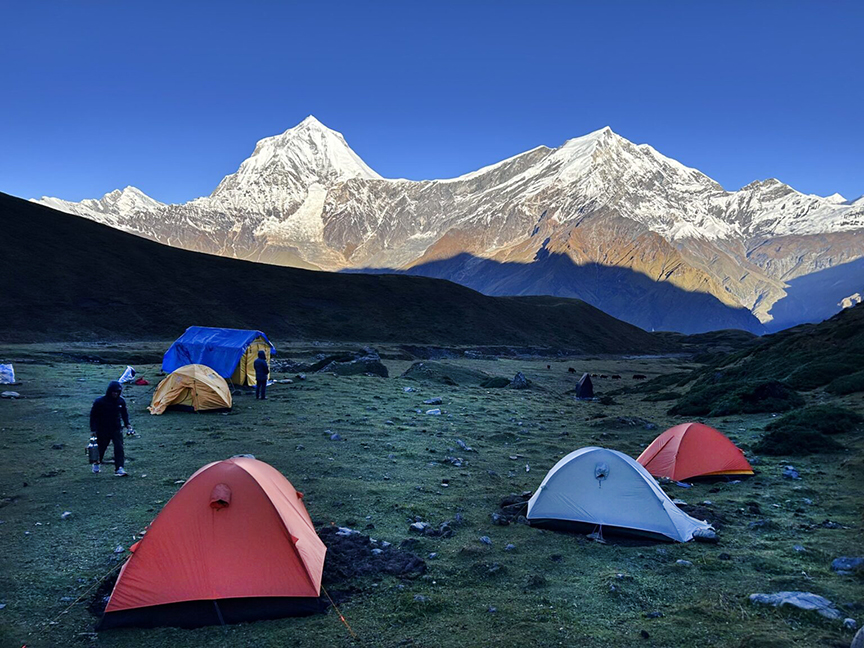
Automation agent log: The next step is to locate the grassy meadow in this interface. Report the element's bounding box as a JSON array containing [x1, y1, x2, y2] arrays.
[[0, 342, 861, 648]]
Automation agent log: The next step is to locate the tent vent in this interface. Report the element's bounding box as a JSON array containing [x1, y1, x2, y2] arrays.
[[594, 462, 610, 487], [210, 483, 232, 509]]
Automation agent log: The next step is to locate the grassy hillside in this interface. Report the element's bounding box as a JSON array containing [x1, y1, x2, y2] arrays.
[[0, 193, 669, 353], [646, 303, 864, 416]]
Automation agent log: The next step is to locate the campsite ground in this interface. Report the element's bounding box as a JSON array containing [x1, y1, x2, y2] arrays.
[[0, 342, 861, 648]]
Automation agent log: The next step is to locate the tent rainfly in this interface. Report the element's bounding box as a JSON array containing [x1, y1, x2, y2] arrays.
[[637, 422, 754, 481], [99, 457, 326, 629], [527, 447, 711, 542], [162, 326, 275, 386], [148, 364, 232, 415]]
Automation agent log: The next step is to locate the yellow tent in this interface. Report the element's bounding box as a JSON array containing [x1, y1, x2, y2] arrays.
[[230, 337, 272, 386], [148, 364, 232, 415]]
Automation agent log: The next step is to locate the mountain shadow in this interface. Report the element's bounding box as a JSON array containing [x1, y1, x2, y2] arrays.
[[349, 252, 765, 335], [766, 257, 864, 332], [0, 192, 672, 353]]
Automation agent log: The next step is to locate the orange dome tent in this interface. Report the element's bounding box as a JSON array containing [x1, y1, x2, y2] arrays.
[[636, 422, 754, 481], [99, 457, 326, 629]]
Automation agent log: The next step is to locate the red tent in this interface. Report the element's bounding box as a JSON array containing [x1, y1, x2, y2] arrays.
[[636, 422, 754, 481], [100, 457, 326, 629]]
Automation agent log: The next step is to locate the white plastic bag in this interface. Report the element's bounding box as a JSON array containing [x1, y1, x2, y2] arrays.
[[0, 364, 14, 384], [118, 366, 136, 384]]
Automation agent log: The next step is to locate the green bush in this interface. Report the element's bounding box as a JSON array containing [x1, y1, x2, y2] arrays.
[[785, 359, 861, 390], [670, 380, 804, 417], [827, 370, 864, 395], [764, 405, 864, 435], [754, 428, 844, 456]]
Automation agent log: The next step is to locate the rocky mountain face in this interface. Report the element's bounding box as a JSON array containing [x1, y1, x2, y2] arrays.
[[36, 116, 864, 333]]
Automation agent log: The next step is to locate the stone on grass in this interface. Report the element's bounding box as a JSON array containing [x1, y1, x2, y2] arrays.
[[748, 591, 843, 620], [852, 626, 864, 648], [60, 511, 72, 520], [832, 557, 864, 575], [693, 528, 718, 543], [424, 397, 443, 405], [844, 618, 858, 631], [510, 372, 529, 389], [426, 408, 441, 416], [479, 535, 492, 545], [113, 545, 124, 554], [330, 433, 343, 441], [409, 522, 430, 534], [1, 392, 20, 399], [782, 466, 801, 480], [676, 559, 693, 567]]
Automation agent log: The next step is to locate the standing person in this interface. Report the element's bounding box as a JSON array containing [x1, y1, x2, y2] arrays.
[[254, 350, 270, 400], [89, 380, 133, 476]]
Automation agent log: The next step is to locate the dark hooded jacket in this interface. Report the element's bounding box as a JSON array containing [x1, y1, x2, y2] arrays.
[[253, 350, 269, 381], [90, 381, 130, 433]]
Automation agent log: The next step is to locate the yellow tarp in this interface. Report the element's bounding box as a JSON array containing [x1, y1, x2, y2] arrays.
[[230, 337, 271, 386], [148, 364, 232, 415]]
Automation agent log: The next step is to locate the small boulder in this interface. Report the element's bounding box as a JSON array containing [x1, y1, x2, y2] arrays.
[[1, 391, 20, 399], [424, 397, 443, 405], [693, 528, 718, 544], [852, 626, 864, 648], [832, 557, 864, 575], [479, 536, 493, 545], [782, 466, 801, 480], [510, 372, 530, 389], [749, 591, 843, 620], [426, 408, 442, 416], [60, 511, 72, 520], [676, 559, 693, 567], [409, 522, 430, 534]]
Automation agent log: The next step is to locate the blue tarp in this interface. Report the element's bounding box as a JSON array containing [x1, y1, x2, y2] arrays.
[[162, 327, 275, 378]]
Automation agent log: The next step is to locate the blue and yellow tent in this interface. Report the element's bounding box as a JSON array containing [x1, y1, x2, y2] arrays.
[[162, 327, 275, 386]]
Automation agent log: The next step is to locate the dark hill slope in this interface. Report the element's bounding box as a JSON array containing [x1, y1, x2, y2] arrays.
[[656, 303, 864, 415], [0, 192, 671, 352]]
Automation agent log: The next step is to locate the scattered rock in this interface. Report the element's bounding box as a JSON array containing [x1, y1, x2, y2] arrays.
[[1, 391, 20, 399], [60, 511, 72, 520], [782, 466, 801, 480], [410, 522, 430, 534], [113, 545, 124, 554], [749, 591, 843, 620], [426, 408, 442, 416], [510, 372, 530, 389], [491, 513, 509, 526], [330, 433, 343, 441], [504, 544, 516, 552], [413, 595, 429, 603], [676, 559, 693, 567], [455, 439, 473, 452], [479, 536, 492, 546], [844, 618, 858, 631], [852, 626, 864, 648], [403, 386, 415, 393], [693, 528, 718, 543], [423, 397, 443, 405], [793, 545, 807, 553], [832, 557, 864, 575]]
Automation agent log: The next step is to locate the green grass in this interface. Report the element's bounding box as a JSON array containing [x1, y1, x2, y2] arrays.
[[0, 344, 861, 648]]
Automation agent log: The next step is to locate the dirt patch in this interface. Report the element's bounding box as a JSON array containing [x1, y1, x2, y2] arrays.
[[319, 526, 427, 585]]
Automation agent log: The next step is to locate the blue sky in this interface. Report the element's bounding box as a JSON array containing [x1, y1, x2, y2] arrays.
[[2, 0, 862, 204]]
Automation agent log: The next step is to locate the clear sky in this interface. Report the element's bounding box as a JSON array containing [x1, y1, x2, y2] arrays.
[[2, 0, 862, 204]]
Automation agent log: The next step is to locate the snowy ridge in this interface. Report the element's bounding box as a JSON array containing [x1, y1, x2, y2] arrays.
[[33, 116, 864, 331]]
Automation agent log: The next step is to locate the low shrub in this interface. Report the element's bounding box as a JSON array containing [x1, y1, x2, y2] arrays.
[[670, 380, 804, 417], [826, 370, 864, 395], [764, 405, 864, 435], [754, 428, 844, 456]]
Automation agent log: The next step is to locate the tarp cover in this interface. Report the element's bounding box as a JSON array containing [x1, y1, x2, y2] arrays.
[[527, 447, 711, 542], [162, 327, 275, 378]]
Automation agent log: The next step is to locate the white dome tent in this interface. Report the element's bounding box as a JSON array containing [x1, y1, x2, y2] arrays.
[[527, 447, 711, 542]]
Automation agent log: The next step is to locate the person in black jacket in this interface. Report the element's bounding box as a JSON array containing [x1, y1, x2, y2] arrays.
[[90, 380, 133, 476], [254, 350, 270, 400]]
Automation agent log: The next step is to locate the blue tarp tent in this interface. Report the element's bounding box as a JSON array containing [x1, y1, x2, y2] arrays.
[[162, 327, 275, 386]]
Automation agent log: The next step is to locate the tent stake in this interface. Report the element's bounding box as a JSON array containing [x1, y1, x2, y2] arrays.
[[213, 601, 227, 634]]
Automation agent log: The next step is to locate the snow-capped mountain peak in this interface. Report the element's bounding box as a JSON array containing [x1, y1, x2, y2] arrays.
[[211, 116, 381, 202]]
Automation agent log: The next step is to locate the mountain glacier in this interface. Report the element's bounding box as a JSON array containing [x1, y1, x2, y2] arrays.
[[35, 116, 864, 333]]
